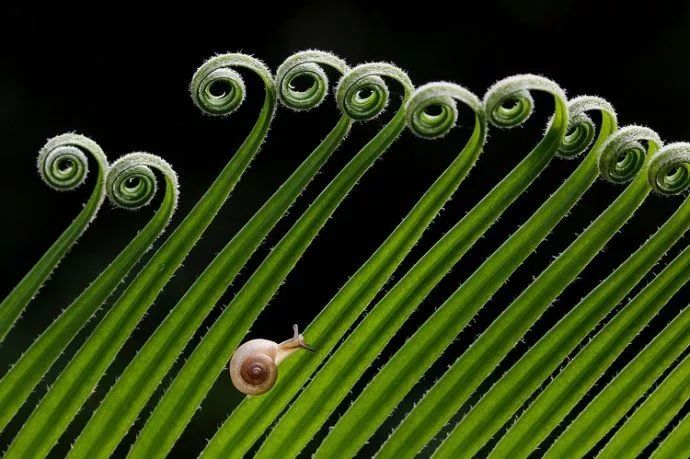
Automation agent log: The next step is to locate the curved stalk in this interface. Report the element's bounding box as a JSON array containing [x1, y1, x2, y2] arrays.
[[67, 50, 353, 459], [542, 145, 690, 456], [255, 75, 569, 459], [126, 62, 415, 459], [0, 153, 178, 433], [202, 81, 488, 458], [4, 153, 179, 457], [0, 134, 109, 342], [434, 143, 690, 458], [3, 53, 276, 459]]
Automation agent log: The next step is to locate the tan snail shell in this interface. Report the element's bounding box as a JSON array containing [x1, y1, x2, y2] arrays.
[[229, 324, 314, 395]]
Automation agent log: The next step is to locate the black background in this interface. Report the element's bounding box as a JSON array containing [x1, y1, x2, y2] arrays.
[[1, 1, 690, 457]]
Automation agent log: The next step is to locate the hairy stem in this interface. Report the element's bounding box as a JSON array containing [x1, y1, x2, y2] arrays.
[[371, 97, 618, 459], [653, 408, 690, 457], [491, 145, 690, 457], [425, 127, 661, 458], [433, 143, 690, 458], [0, 134, 108, 342], [0, 153, 178, 433], [565, 312, 690, 458]]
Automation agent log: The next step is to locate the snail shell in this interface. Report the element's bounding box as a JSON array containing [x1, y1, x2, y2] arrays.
[[229, 325, 314, 395]]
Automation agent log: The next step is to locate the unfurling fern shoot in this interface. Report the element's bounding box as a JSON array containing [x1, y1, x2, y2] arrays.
[[0, 134, 109, 342]]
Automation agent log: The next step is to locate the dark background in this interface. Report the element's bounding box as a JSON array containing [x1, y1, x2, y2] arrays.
[[1, 1, 690, 457]]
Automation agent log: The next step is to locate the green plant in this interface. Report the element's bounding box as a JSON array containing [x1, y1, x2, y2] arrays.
[[2, 50, 690, 459]]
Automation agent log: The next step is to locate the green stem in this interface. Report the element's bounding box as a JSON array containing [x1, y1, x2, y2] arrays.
[[0, 134, 108, 342], [652, 409, 690, 458], [564, 316, 690, 458], [255, 75, 569, 459], [202, 81, 487, 458], [3, 53, 276, 459], [126, 62, 415, 459]]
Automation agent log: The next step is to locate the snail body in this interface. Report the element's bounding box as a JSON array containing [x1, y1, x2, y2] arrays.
[[230, 325, 314, 395]]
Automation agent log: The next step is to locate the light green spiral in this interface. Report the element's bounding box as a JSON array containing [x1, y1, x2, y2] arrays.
[[599, 125, 661, 184], [106, 153, 179, 211], [405, 81, 485, 139], [275, 50, 349, 110], [336, 62, 413, 121], [189, 53, 274, 116]]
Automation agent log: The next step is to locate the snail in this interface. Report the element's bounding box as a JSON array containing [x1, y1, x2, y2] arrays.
[[229, 324, 315, 395]]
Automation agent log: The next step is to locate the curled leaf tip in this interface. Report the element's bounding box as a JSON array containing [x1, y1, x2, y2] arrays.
[[107, 152, 179, 211], [405, 81, 485, 140], [484, 74, 566, 129], [598, 125, 662, 184], [37, 133, 109, 193], [275, 50, 349, 111], [648, 141, 690, 195], [557, 96, 617, 159], [190, 53, 275, 117], [336, 62, 414, 122]]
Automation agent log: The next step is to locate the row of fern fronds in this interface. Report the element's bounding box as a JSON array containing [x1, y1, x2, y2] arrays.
[[1, 50, 689, 458]]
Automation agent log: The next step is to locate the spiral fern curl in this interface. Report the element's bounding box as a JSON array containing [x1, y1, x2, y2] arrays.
[[66, 50, 356, 459], [2, 53, 276, 458], [0, 133, 108, 342], [202, 80, 487, 458], [0, 152, 178, 434], [442, 142, 690, 458], [125, 61, 415, 459], [251, 75, 569, 459], [5, 50, 689, 458]]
